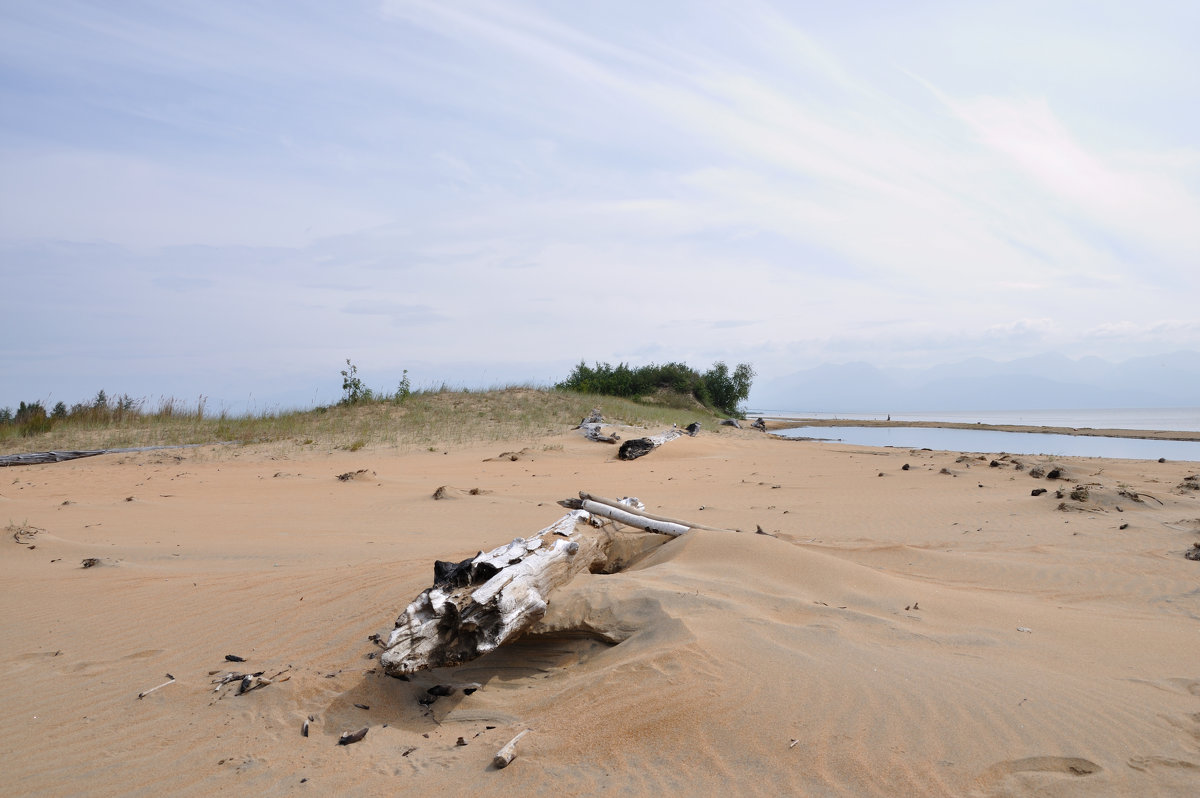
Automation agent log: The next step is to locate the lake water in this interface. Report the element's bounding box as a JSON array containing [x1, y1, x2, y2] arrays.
[[772, 425, 1200, 461], [752, 407, 1200, 432]]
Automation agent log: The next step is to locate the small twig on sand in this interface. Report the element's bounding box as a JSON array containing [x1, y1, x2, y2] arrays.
[[493, 728, 532, 769], [138, 674, 176, 699]]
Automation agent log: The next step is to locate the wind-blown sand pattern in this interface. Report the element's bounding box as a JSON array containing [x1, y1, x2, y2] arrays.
[[2, 427, 1198, 796]]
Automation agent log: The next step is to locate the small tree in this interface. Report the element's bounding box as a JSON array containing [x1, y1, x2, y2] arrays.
[[701, 361, 755, 416], [51, 401, 68, 419], [340, 359, 372, 404], [393, 369, 412, 403], [15, 400, 51, 437]]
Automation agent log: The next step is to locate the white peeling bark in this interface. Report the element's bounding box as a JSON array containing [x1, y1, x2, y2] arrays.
[[380, 496, 719, 676], [382, 510, 617, 675]]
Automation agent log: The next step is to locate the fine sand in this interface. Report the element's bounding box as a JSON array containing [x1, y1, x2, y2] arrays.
[[2, 426, 1198, 796]]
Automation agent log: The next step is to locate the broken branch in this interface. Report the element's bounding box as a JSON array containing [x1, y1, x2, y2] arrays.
[[137, 675, 176, 699], [493, 728, 532, 769]]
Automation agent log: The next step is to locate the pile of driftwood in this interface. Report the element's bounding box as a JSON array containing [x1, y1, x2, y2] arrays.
[[379, 492, 728, 677], [576, 409, 704, 460]]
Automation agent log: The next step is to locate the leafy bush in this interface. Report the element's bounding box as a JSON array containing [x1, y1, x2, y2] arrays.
[[393, 369, 411, 404], [556, 360, 754, 416], [340, 359, 373, 404]]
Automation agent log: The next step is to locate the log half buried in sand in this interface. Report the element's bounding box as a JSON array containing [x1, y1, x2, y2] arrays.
[[618, 428, 685, 461], [493, 728, 532, 769], [380, 497, 695, 676]]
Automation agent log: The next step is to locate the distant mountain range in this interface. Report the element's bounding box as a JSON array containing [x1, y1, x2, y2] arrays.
[[750, 351, 1200, 412]]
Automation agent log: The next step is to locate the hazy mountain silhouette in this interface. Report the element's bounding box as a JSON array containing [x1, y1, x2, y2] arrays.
[[752, 351, 1200, 412]]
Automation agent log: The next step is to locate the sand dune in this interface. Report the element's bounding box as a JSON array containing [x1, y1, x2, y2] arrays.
[[2, 428, 1198, 796]]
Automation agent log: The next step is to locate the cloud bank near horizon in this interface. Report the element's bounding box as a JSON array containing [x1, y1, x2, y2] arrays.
[[2, 1, 1198, 411]]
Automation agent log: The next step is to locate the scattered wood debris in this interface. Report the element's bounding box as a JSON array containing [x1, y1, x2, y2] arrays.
[[9, 523, 42, 545], [238, 673, 271, 694], [137, 674, 176, 699], [336, 469, 374, 482], [493, 729, 532, 769]]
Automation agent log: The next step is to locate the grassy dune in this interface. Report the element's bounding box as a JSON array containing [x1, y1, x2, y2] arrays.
[[0, 388, 722, 455]]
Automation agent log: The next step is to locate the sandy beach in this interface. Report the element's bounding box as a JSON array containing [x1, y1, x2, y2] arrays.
[[2, 423, 1199, 796]]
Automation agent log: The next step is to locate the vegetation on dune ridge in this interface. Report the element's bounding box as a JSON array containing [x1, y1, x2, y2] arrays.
[[555, 360, 754, 417], [0, 358, 750, 453], [0, 387, 723, 455]]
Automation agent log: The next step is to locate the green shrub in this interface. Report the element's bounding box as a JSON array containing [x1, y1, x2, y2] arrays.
[[15, 401, 51, 437], [555, 359, 754, 416], [340, 359, 373, 404]]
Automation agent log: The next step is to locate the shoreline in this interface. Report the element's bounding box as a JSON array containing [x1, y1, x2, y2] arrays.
[[758, 416, 1200, 443], [3, 425, 1199, 795]]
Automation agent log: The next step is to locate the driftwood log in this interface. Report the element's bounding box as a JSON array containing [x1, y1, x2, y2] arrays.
[[0, 442, 231, 467], [618, 428, 685, 460], [577, 408, 621, 444], [380, 494, 708, 676], [493, 728, 533, 768], [581, 423, 620, 444], [564, 492, 736, 534]]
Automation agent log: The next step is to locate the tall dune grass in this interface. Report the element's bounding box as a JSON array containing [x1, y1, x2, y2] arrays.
[[0, 388, 721, 455]]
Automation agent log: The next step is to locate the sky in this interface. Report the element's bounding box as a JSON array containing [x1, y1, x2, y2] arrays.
[[2, 1, 1198, 413]]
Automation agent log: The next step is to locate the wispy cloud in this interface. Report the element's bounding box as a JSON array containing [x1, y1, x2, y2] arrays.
[[1, 0, 1197, 409]]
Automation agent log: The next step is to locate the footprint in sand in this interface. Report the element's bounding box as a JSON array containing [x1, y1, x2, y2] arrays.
[[976, 755, 1101, 794]]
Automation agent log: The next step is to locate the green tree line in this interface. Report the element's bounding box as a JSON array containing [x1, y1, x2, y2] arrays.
[[555, 360, 754, 417]]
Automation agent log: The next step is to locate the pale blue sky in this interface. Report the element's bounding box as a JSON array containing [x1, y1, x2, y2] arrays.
[[2, 1, 1197, 412]]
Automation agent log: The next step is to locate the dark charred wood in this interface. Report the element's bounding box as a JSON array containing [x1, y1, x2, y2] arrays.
[[338, 727, 368, 745], [618, 438, 656, 460]]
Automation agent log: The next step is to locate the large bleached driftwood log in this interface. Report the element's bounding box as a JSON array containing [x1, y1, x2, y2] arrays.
[[576, 408, 620, 444], [617, 427, 685, 460], [380, 495, 694, 676]]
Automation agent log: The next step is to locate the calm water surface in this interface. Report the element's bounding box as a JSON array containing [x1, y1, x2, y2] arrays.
[[773, 425, 1200, 461], [753, 407, 1200, 432]]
